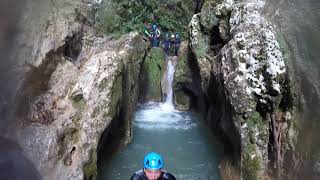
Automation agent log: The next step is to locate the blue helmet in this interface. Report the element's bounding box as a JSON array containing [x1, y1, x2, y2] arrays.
[[143, 152, 163, 170], [152, 24, 157, 30]]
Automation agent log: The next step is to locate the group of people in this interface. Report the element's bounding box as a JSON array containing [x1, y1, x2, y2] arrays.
[[143, 23, 181, 56]]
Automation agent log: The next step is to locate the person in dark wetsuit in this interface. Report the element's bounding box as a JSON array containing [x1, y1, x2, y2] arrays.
[[130, 152, 176, 180], [169, 34, 176, 56], [174, 33, 181, 56], [151, 24, 161, 48], [162, 33, 170, 55]]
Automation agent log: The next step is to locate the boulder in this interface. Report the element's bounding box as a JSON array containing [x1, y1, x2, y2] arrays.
[[188, 0, 296, 179]]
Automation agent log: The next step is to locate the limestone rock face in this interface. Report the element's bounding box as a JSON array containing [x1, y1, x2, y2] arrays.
[[5, 0, 149, 179], [188, 0, 296, 179], [13, 0, 100, 68], [173, 42, 192, 110], [0, 0, 102, 136], [17, 32, 148, 179]]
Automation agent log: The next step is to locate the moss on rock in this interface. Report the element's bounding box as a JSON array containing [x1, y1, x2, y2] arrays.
[[242, 142, 263, 180], [246, 111, 266, 132], [142, 48, 165, 101], [241, 110, 268, 179], [175, 45, 190, 83], [193, 34, 210, 60]]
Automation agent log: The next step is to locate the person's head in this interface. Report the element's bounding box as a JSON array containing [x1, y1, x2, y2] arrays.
[[143, 152, 163, 180], [171, 34, 175, 39], [152, 24, 157, 30], [165, 33, 169, 38], [175, 33, 180, 38]]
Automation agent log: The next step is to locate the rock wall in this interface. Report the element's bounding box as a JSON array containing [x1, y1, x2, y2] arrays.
[[185, 0, 296, 179], [1, 0, 100, 134], [16, 32, 148, 179], [6, 0, 149, 178]]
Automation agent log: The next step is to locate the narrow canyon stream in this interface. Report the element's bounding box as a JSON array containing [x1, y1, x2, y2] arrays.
[[98, 57, 222, 180]]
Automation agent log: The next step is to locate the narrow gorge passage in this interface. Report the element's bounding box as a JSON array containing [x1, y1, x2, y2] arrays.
[[97, 56, 222, 180]]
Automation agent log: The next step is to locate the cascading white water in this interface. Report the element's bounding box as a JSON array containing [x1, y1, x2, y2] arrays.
[[165, 59, 175, 105], [160, 58, 175, 111]]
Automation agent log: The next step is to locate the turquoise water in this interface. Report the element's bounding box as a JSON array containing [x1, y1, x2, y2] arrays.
[[98, 102, 222, 180]]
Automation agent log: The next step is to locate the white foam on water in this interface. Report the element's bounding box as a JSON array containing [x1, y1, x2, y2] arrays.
[[134, 102, 196, 130]]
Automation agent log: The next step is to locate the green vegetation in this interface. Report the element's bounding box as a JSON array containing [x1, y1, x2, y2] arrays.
[[95, 0, 194, 38], [246, 110, 269, 144], [194, 36, 209, 59], [241, 110, 269, 179], [242, 142, 262, 180], [246, 111, 263, 129]]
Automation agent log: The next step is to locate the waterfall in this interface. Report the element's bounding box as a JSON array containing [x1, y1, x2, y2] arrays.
[[159, 57, 175, 111], [165, 59, 175, 105]]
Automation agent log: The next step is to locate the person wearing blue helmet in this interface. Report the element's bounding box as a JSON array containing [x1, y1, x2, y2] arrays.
[[162, 33, 170, 54], [130, 152, 176, 180], [151, 24, 161, 47], [169, 34, 176, 55], [174, 33, 181, 56]]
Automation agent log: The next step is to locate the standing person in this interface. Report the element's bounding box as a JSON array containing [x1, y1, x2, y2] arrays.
[[174, 33, 181, 56], [151, 24, 161, 47], [162, 33, 170, 54], [170, 34, 176, 55], [143, 22, 152, 44], [130, 152, 176, 180], [194, 0, 204, 14]]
